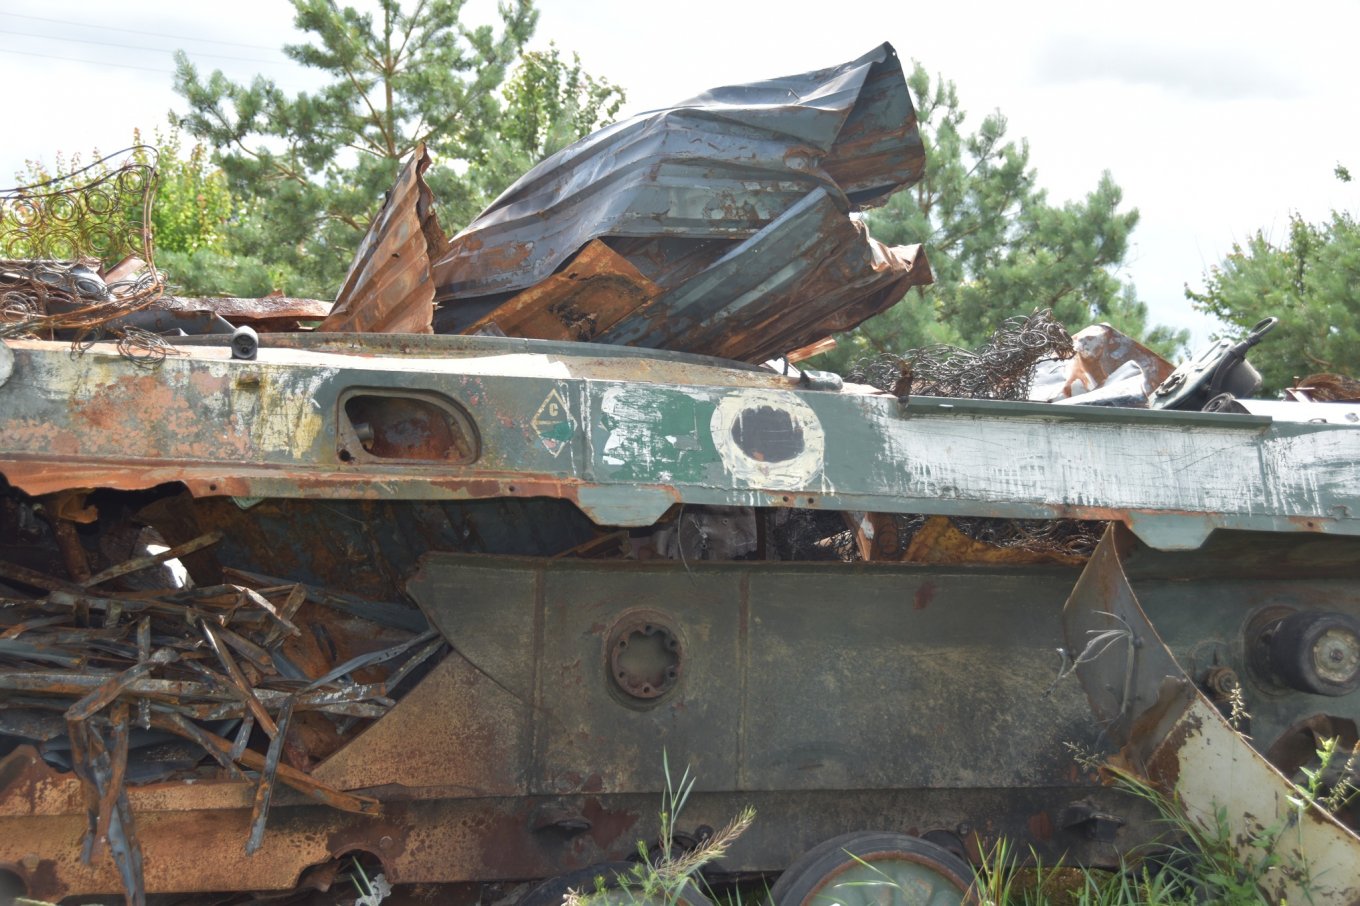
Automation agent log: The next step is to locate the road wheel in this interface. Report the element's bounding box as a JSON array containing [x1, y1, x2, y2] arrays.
[[769, 831, 976, 906]]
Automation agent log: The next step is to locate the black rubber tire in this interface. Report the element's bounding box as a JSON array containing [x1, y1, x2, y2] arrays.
[[769, 831, 976, 906], [1269, 611, 1360, 696]]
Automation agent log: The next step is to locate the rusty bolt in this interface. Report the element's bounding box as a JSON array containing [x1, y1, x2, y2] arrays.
[[1203, 666, 1241, 700], [379, 835, 394, 851]]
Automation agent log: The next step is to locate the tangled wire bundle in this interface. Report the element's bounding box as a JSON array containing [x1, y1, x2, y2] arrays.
[[848, 309, 1075, 401], [948, 516, 1104, 558], [0, 146, 164, 338]]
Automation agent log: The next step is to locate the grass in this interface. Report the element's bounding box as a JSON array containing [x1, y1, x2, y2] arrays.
[[567, 747, 1351, 906], [896, 762, 1313, 906], [565, 750, 756, 906], [889, 759, 1334, 906]]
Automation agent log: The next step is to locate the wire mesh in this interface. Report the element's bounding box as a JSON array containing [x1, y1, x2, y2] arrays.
[[0, 146, 164, 338], [848, 308, 1075, 401], [947, 516, 1104, 558]]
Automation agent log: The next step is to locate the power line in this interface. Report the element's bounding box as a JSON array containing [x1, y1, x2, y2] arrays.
[[0, 10, 280, 51], [0, 46, 174, 75], [0, 26, 289, 65]]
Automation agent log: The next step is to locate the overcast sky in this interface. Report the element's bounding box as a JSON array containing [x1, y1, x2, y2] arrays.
[[4, 0, 1357, 345]]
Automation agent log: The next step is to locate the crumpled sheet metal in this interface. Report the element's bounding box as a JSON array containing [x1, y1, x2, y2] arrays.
[[1060, 324, 1173, 399], [462, 239, 661, 342], [432, 42, 931, 362], [1062, 526, 1360, 906], [320, 143, 446, 334]]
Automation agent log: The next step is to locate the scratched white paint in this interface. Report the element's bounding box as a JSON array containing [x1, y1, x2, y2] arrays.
[[599, 386, 650, 468], [598, 384, 709, 481], [710, 390, 825, 489], [242, 365, 340, 454], [256, 346, 574, 379], [869, 403, 1360, 521]]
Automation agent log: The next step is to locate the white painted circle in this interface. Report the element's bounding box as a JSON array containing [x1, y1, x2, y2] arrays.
[[0, 341, 12, 387], [710, 390, 825, 489]]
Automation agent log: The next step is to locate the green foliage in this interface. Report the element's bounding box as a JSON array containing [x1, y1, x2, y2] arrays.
[[171, 0, 536, 295], [503, 43, 625, 168], [140, 128, 305, 297], [567, 752, 754, 906], [452, 42, 624, 211], [170, 0, 624, 299], [139, 127, 234, 256], [822, 63, 1186, 371], [155, 247, 289, 298], [833, 765, 1307, 905], [1187, 176, 1360, 392], [11, 130, 310, 298], [1287, 734, 1360, 817], [1038, 770, 1283, 906]]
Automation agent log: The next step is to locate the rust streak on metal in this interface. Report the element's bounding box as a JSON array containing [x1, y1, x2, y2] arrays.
[[155, 294, 332, 321], [465, 240, 661, 342], [320, 143, 446, 335], [149, 714, 380, 816]]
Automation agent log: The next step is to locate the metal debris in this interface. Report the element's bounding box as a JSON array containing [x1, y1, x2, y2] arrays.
[[944, 517, 1102, 559], [848, 309, 1075, 401], [0, 147, 164, 338], [1063, 526, 1360, 906], [0, 524, 442, 903], [864, 514, 1102, 565], [1290, 372, 1360, 403], [840, 310, 1100, 562], [431, 43, 932, 363], [3, 35, 1360, 906], [320, 143, 446, 335], [1056, 323, 1174, 399], [143, 292, 331, 333]]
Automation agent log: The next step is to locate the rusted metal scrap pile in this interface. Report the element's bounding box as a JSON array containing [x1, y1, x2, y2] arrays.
[[0, 506, 442, 903], [3, 44, 931, 372]]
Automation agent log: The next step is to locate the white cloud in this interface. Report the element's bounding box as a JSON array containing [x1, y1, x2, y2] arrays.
[[1035, 35, 1302, 101]]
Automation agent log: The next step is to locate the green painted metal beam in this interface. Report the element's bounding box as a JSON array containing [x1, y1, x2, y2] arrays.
[[1, 334, 1356, 550]]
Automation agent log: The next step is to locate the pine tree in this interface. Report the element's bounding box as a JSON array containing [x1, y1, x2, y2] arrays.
[[1188, 167, 1360, 392], [824, 63, 1185, 368], [171, 0, 619, 298]]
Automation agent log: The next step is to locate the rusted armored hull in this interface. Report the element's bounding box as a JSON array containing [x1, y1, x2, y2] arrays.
[[3, 334, 1360, 902]]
